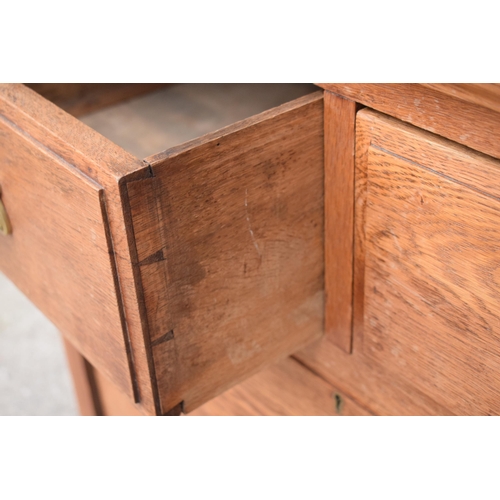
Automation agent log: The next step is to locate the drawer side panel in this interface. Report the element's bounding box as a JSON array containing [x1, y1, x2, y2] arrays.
[[127, 93, 325, 413]]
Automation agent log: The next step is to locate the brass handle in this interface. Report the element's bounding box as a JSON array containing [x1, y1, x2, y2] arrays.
[[0, 185, 12, 235]]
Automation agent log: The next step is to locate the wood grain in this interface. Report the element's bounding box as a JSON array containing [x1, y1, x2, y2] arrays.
[[420, 84, 500, 114], [357, 109, 500, 415], [189, 357, 371, 416], [351, 106, 370, 352], [294, 107, 456, 416], [126, 92, 325, 414], [317, 84, 500, 160], [324, 91, 356, 352], [0, 110, 134, 397], [26, 84, 170, 117], [0, 84, 157, 414], [295, 338, 455, 415]]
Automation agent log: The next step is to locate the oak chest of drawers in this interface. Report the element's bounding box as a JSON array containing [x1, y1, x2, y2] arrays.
[[1, 83, 499, 415]]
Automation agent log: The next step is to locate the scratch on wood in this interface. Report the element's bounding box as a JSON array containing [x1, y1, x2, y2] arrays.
[[244, 188, 262, 257]]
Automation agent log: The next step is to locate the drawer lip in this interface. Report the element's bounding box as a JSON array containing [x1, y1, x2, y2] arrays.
[[144, 91, 324, 167]]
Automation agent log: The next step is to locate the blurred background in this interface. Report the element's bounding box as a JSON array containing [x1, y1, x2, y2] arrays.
[[0, 272, 78, 415]]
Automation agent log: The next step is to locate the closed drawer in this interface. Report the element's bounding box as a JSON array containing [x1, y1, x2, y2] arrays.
[[355, 109, 500, 415], [0, 84, 324, 415]]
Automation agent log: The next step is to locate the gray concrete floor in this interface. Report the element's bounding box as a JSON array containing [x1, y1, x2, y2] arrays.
[[0, 272, 78, 415]]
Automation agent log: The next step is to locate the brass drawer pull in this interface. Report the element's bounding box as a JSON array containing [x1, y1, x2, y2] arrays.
[[0, 186, 12, 235]]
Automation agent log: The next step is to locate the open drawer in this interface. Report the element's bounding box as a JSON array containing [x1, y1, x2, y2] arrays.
[[0, 84, 324, 415]]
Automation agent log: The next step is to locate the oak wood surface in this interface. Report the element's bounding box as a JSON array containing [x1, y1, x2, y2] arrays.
[[0, 84, 156, 412], [126, 92, 325, 414], [317, 84, 500, 160], [356, 109, 500, 415], [296, 338, 455, 415], [0, 109, 133, 397], [0, 84, 325, 416], [26, 84, 170, 117], [189, 357, 371, 416], [420, 83, 500, 114], [324, 91, 356, 352], [294, 109, 456, 416]]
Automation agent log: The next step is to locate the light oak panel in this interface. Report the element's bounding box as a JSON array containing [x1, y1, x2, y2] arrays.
[[296, 337, 455, 415], [295, 110, 456, 416], [357, 109, 500, 415], [420, 83, 500, 114], [126, 92, 325, 414], [324, 91, 356, 352]]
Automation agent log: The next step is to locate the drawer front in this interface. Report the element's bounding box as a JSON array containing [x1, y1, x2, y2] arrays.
[[0, 101, 133, 398], [125, 92, 325, 414], [356, 109, 500, 415]]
